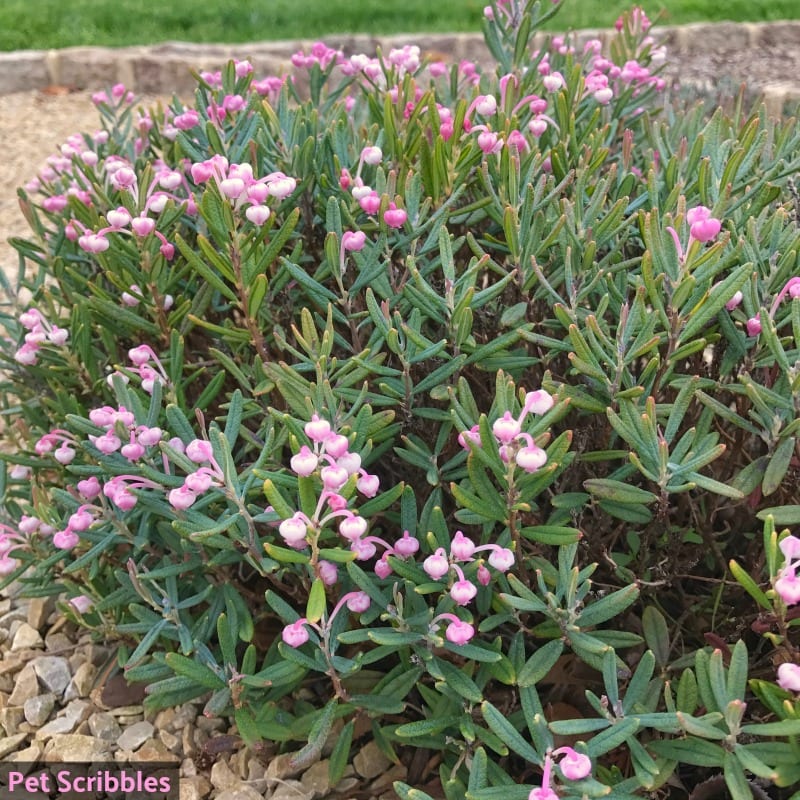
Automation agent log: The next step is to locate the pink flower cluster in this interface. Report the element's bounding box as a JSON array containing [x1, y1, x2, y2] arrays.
[[281, 590, 371, 648], [340, 145, 409, 230], [13, 308, 69, 366], [91, 82, 134, 107], [35, 428, 79, 465], [459, 389, 554, 472], [190, 154, 297, 225], [278, 415, 381, 566], [736, 276, 800, 339], [529, 747, 592, 799], [0, 520, 55, 575], [84, 403, 163, 461], [46, 146, 193, 263], [423, 531, 514, 602], [336, 44, 421, 83], [166, 439, 224, 511], [125, 344, 171, 394], [775, 534, 800, 606], [666, 205, 723, 269]]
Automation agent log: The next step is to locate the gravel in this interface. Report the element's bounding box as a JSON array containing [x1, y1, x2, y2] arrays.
[[0, 580, 404, 798]]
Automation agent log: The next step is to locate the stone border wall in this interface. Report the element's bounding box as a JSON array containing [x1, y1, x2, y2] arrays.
[[1, 22, 799, 111]]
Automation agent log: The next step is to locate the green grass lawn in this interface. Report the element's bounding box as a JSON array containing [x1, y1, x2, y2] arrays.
[[2, 0, 799, 51]]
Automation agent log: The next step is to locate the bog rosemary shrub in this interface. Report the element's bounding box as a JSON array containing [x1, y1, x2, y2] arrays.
[[2, 1, 800, 796]]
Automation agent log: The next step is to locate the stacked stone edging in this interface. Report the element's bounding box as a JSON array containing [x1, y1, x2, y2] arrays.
[[0, 21, 799, 112]]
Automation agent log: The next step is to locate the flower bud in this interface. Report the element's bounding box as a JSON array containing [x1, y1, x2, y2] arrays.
[[458, 425, 481, 450], [321, 464, 349, 491], [345, 591, 371, 613], [107, 207, 132, 228], [279, 514, 309, 547], [336, 452, 361, 475], [282, 620, 310, 647], [121, 441, 145, 461], [775, 568, 800, 606], [357, 473, 380, 498], [318, 560, 339, 586], [342, 231, 367, 254], [488, 547, 515, 572], [53, 529, 80, 550], [137, 426, 163, 447], [0, 555, 17, 575], [266, 174, 297, 199], [777, 662, 800, 692], [69, 595, 93, 614], [361, 146, 383, 165], [445, 618, 474, 645], [339, 515, 368, 541], [450, 579, 477, 606], [92, 432, 121, 454], [384, 204, 407, 229], [324, 433, 350, 458], [186, 439, 213, 463], [555, 747, 592, 780], [131, 216, 156, 236], [305, 414, 331, 442], [18, 515, 41, 534], [450, 531, 476, 561], [779, 534, 800, 561], [475, 94, 497, 116], [68, 510, 94, 532], [394, 530, 420, 557], [77, 476, 102, 499], [725, 291, 743, 311], [326, 492, 348, 511], [352, 538, 377, 560], [184, 471, 214, 493], [492, 411, 521, 444], [423, 547, 450, 579], [524, 389, 554, 415], [167, 437, 186, 454], [375, 558, 392, 578], [54, 444, 76, 465], [168, 486, 197, 510], [128, 345, 152, 366], [516, 445, 548, 473], [245, 204, 271, 225], [290, 445, 319, 477]]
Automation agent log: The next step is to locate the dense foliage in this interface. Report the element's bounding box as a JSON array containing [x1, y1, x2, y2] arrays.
[[2, 1, 800, 797]]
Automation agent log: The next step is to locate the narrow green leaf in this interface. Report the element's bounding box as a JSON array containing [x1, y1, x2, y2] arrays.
[[585, 717, 639, 757], [306, 578, 326, 624], [762, 436, 795, 496], [481, 701, 541, 763], [430, 658, 482, 703], [583, 478, 658, 505], [164, 653, 225, 690], [578, 584, 640, 628], [642, 607, 670, 667], [517, 640, 564, 688], [328, 719, 354, 786], [290, 698, 338, 770]]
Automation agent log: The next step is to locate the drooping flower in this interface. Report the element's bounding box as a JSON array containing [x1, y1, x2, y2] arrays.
[[776, 662, 800, 692], [554, 747, 592, 780], [282, 619, 310, 647], [423, 547, 450, 579]]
